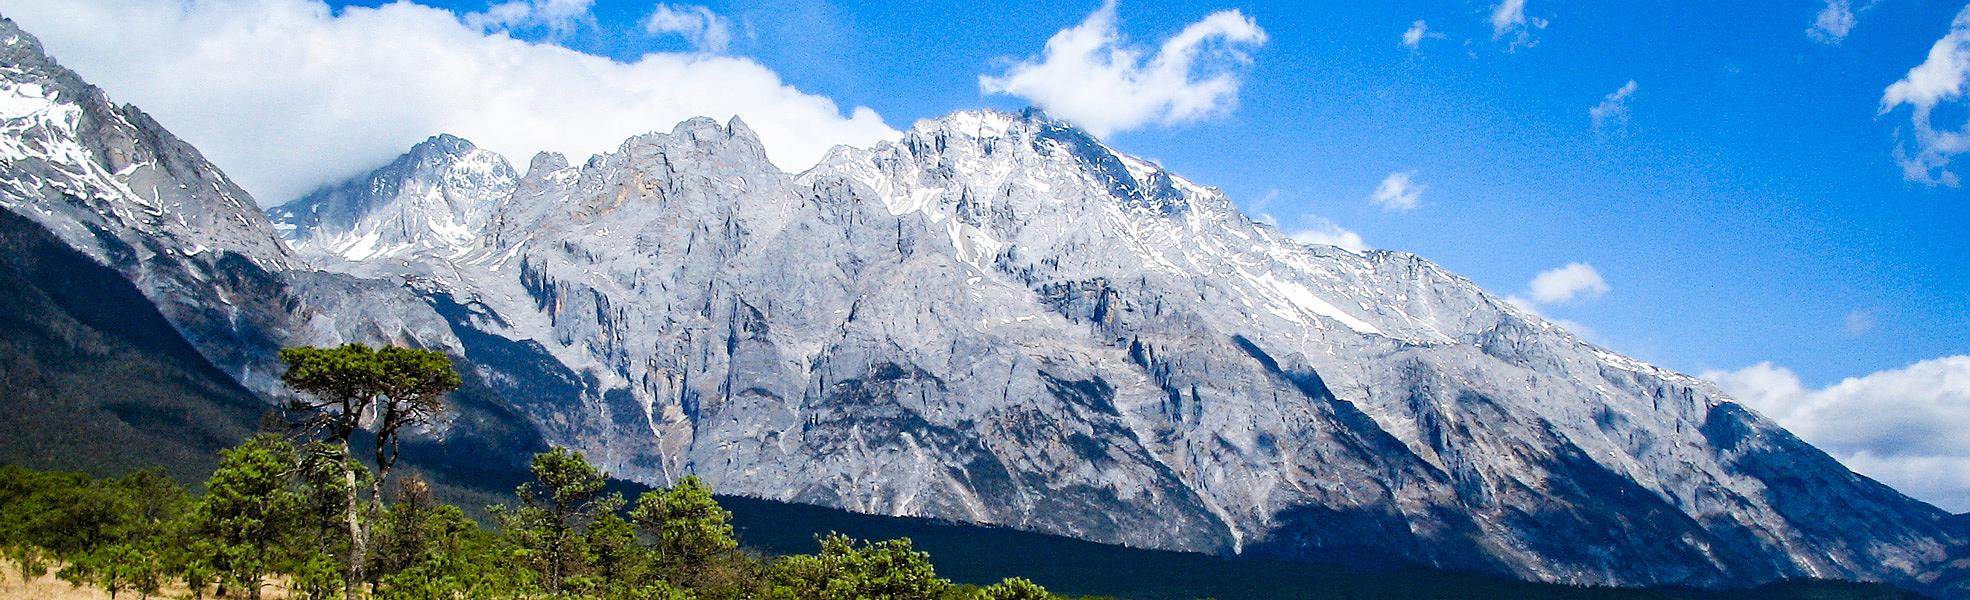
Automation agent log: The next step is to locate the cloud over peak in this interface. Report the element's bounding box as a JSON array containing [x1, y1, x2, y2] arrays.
[[979, 0, 1268, 138], [0, 0, 899, 203]]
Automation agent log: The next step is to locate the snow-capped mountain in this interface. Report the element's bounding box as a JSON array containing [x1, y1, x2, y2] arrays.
[[1, 12, 1965, 597], [0, 15, 484, 419], [266, 107, 1970, 592], [268, 134, 516, 270]]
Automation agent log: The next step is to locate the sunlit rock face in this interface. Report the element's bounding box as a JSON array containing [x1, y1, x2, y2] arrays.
[[1, 12, 1964, 596]]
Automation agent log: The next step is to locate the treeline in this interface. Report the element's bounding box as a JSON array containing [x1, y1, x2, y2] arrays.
[[0, 439, 1073, 599], [0, 343, 1084, 599]]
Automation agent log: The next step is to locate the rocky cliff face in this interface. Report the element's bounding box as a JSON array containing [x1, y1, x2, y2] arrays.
[[265, 108, 1970, 592], [1, 12, 1964, 596]]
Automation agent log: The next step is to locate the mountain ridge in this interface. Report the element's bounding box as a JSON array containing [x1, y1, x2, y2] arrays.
[[264, 107, 1969, 593], [0, 12, 1963, 597]]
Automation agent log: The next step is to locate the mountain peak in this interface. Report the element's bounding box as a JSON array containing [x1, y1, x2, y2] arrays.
[[409, 133, 478, 159], [268, 133, 517, 265]]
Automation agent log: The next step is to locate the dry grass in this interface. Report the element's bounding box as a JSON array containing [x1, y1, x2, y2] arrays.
[[0, 559, 295, 600]]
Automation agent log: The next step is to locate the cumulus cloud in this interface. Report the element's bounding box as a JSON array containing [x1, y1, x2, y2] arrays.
[[1287, 217, 1369, 253], [1808, 0, 1857, 44], [1527, 262, 1610, 304], [0, 0, 899, 203], [1401, 20, 1443, 50], [644, 4, 732, 53], [1704, 357, 1970, 511], [1880, 5, 1970, 187], [1590, 80, 1639, 132], [979, 0, 1268, 138], [1370, 170, 1423, 212], [1489, 0, 1546, 48]]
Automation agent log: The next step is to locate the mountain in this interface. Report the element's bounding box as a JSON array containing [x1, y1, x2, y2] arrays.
[[0, 12, 1963, 597], [266, 107, 1970, 594], [268, 133, 517, 270], [0, 15, 543, 493]]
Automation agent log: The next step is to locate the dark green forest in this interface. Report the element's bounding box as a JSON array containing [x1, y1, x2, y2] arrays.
[[0, 438, 1084, 600]]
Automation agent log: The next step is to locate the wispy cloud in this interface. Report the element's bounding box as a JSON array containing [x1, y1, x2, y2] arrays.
[[1528, 262, 1610, 304], [0, 0, 900, 203], [644, 4, 733, 53], [1370, 170, 1424, 212], [1400, 20, 1443, 50], [1844, 309, 1878, 337], [1590, 80, 1639, 133], [979, 0, 1268, 138], [464, 0, 595, 37], [1704, 357, 1970, 511], [1880, 5, 1970, 187], [1489, 0, 1547, 49], [1807, 0, 1857, 44], [1248, 190, 1369, 254]]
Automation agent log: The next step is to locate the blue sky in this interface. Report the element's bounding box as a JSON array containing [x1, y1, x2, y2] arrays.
[[6, 0, 1969, 508]]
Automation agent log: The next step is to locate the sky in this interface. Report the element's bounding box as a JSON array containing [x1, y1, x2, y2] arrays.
[[1, 0, 1966, 510]]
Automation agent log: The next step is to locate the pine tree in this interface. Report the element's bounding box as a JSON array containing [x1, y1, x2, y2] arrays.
[[186, 435, 303, 600], [279, 343, 458, 598], [493, 447, 624, 594]]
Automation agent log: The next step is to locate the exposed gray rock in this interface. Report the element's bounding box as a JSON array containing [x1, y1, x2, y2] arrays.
[[0, 11, 1964, 596], [265, 107, 1970, 593]]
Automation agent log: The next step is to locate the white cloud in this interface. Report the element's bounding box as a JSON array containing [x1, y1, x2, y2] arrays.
[[1590, 80, 1639, 132], [1527, 262, 1610, 304], [1490, 0, 1526, 36], [1401, 20, 1443, 50], [1249, 188, 1282, 224], [978, 0, 1268, 138], [644, 4, 732, 53], [1489, 0, 1546, 48], [1880, 5, 1970, 187], [0, 0, 900, 203], [1246, 190, 1368, 253], [1704, 357, 1970, 511], [1287, 217, 1368, 253], [1370, 170, 1423, 212], [464, 0, 594, 36], [1844, 309, 1878, 337], [1808, 0, 1856, 44]]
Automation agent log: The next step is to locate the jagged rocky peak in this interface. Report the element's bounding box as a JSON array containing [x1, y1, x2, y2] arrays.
[[268, 133, 517, 263], [810, 108, 1228, 227]]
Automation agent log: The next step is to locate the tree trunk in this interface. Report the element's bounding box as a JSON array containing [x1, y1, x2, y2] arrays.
[[340, 442, 365, 600]]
